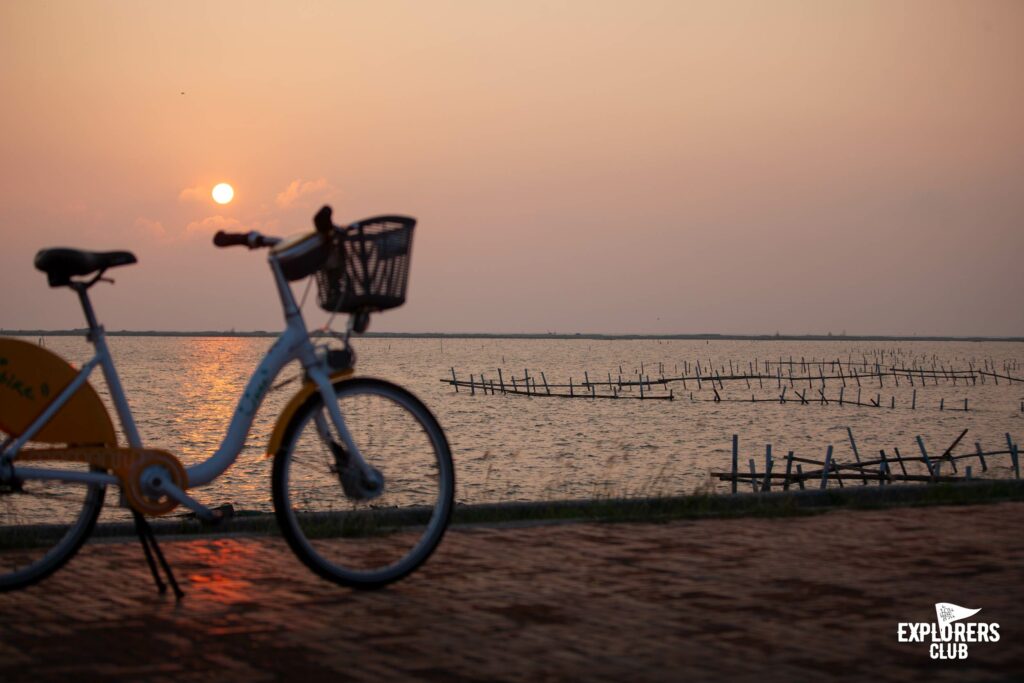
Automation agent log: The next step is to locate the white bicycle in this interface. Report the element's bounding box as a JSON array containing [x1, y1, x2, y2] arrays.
[[0, 206, 455, 596]]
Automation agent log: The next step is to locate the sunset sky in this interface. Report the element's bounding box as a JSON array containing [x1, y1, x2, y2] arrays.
[[1, 1, 1021, 335]]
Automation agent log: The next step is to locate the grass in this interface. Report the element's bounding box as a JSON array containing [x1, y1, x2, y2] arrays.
[[450, 479, 1024, 526], [2, 479, 1022, 549]]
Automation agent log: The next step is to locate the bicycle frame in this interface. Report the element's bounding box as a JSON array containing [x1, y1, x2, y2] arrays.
[[2, 249, 365, 494]]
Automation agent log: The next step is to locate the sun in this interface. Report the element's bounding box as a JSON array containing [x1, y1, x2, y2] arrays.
[[212, 183, 234, 204]]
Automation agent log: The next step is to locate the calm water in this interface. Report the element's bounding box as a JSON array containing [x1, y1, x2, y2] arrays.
[[29, 336, 1024, 516]]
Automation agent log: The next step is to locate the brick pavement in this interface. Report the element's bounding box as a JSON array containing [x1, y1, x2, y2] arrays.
[[1, 502, 1022, 682]]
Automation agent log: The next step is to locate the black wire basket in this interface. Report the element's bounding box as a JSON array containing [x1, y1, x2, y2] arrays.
[[316, 215, 416, 314]]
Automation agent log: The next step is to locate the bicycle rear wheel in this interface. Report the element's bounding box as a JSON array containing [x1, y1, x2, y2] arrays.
[[0, 461, 105, 591], [272, 377, 454, 589]]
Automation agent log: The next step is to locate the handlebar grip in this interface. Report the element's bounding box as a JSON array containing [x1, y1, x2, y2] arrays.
[[213, 231, 250, 248], [313, 205, 335, 234]]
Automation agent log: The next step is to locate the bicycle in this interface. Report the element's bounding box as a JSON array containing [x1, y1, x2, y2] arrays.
[[0, 205, 455, 596]]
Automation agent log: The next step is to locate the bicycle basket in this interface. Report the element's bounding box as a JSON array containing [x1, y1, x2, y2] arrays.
[[316, 215, 416, 314]]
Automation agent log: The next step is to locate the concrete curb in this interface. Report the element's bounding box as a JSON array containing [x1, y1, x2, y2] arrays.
[[80, 479, 1024, 540]]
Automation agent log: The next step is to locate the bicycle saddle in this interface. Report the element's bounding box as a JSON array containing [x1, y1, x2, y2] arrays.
[[34, 248, 137, 287]]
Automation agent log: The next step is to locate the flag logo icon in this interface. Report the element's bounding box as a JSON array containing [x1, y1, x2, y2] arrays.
[[898, 602, 999, 659], [935, 603, 982, 627]]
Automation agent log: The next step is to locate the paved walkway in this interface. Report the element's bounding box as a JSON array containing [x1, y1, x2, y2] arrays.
[[1, 503, 1022, 681]]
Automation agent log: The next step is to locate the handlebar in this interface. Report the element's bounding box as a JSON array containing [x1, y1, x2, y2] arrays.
[[212, 231, 281, 249], [213, 205, 339, 249]]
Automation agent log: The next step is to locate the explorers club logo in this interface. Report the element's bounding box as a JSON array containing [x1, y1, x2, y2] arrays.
[[897, 603, 1000, 660]]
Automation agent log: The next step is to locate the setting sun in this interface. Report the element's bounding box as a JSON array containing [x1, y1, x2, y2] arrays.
[[212, 183, 234, 205]]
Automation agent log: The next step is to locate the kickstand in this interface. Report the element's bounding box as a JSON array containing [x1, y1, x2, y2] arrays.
[[132, 510, 184, 599]]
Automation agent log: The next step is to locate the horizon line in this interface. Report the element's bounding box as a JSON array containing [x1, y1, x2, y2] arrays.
[[3, 329, 1023, 343]]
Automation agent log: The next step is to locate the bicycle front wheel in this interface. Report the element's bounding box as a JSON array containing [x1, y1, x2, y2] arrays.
[[0, 461, 106, 591], [272, 377, 455, 588]]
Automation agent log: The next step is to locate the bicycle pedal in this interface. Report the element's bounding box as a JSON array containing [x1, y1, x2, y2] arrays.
[[191, 502, 234, 525]]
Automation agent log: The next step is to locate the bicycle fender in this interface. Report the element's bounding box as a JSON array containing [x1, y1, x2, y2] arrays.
[[0, 337, 116, 446], [266, 369, 354, 456]]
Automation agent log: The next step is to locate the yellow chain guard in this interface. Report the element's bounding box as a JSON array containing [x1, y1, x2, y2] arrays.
[[17, 446, 188, 516]]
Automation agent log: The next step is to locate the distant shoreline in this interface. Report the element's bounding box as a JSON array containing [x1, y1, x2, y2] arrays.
[[3, 330, 1023, 342]]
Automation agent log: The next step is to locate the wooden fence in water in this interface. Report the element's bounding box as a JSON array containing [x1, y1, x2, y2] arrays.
[[717, 428, 1022, 493], [441, 357, 1023, 411]]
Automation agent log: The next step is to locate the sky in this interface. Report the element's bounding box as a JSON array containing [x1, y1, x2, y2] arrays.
[[1, 0, 1022, 336]]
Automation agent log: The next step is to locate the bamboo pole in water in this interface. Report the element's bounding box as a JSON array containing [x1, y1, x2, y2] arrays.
[[846, 428, 868, 485], [820, 446, 833, 489], [1006, 434, 1020, 480], [731, 434, 739, 494]]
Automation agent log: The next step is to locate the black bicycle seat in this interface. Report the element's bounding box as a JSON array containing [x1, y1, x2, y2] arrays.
[[34, 248, 137, 287]]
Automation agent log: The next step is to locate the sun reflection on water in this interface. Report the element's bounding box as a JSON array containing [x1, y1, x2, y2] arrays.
[[184, 539, 260, 605]]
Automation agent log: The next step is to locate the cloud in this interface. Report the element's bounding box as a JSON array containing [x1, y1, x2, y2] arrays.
[[178, 185, 207, 203], [185, 215, 244, 236], [134, 217, 166, 240], [248, 219, 281, 234], [275, 178, 333, 209]]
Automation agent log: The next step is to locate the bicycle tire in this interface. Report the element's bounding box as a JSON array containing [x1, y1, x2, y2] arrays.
[[272, 377, 454, 589], [0, 464, 106, 592]]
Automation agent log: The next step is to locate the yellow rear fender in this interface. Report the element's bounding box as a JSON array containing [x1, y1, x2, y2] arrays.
[[266, 369, 354, 456]]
